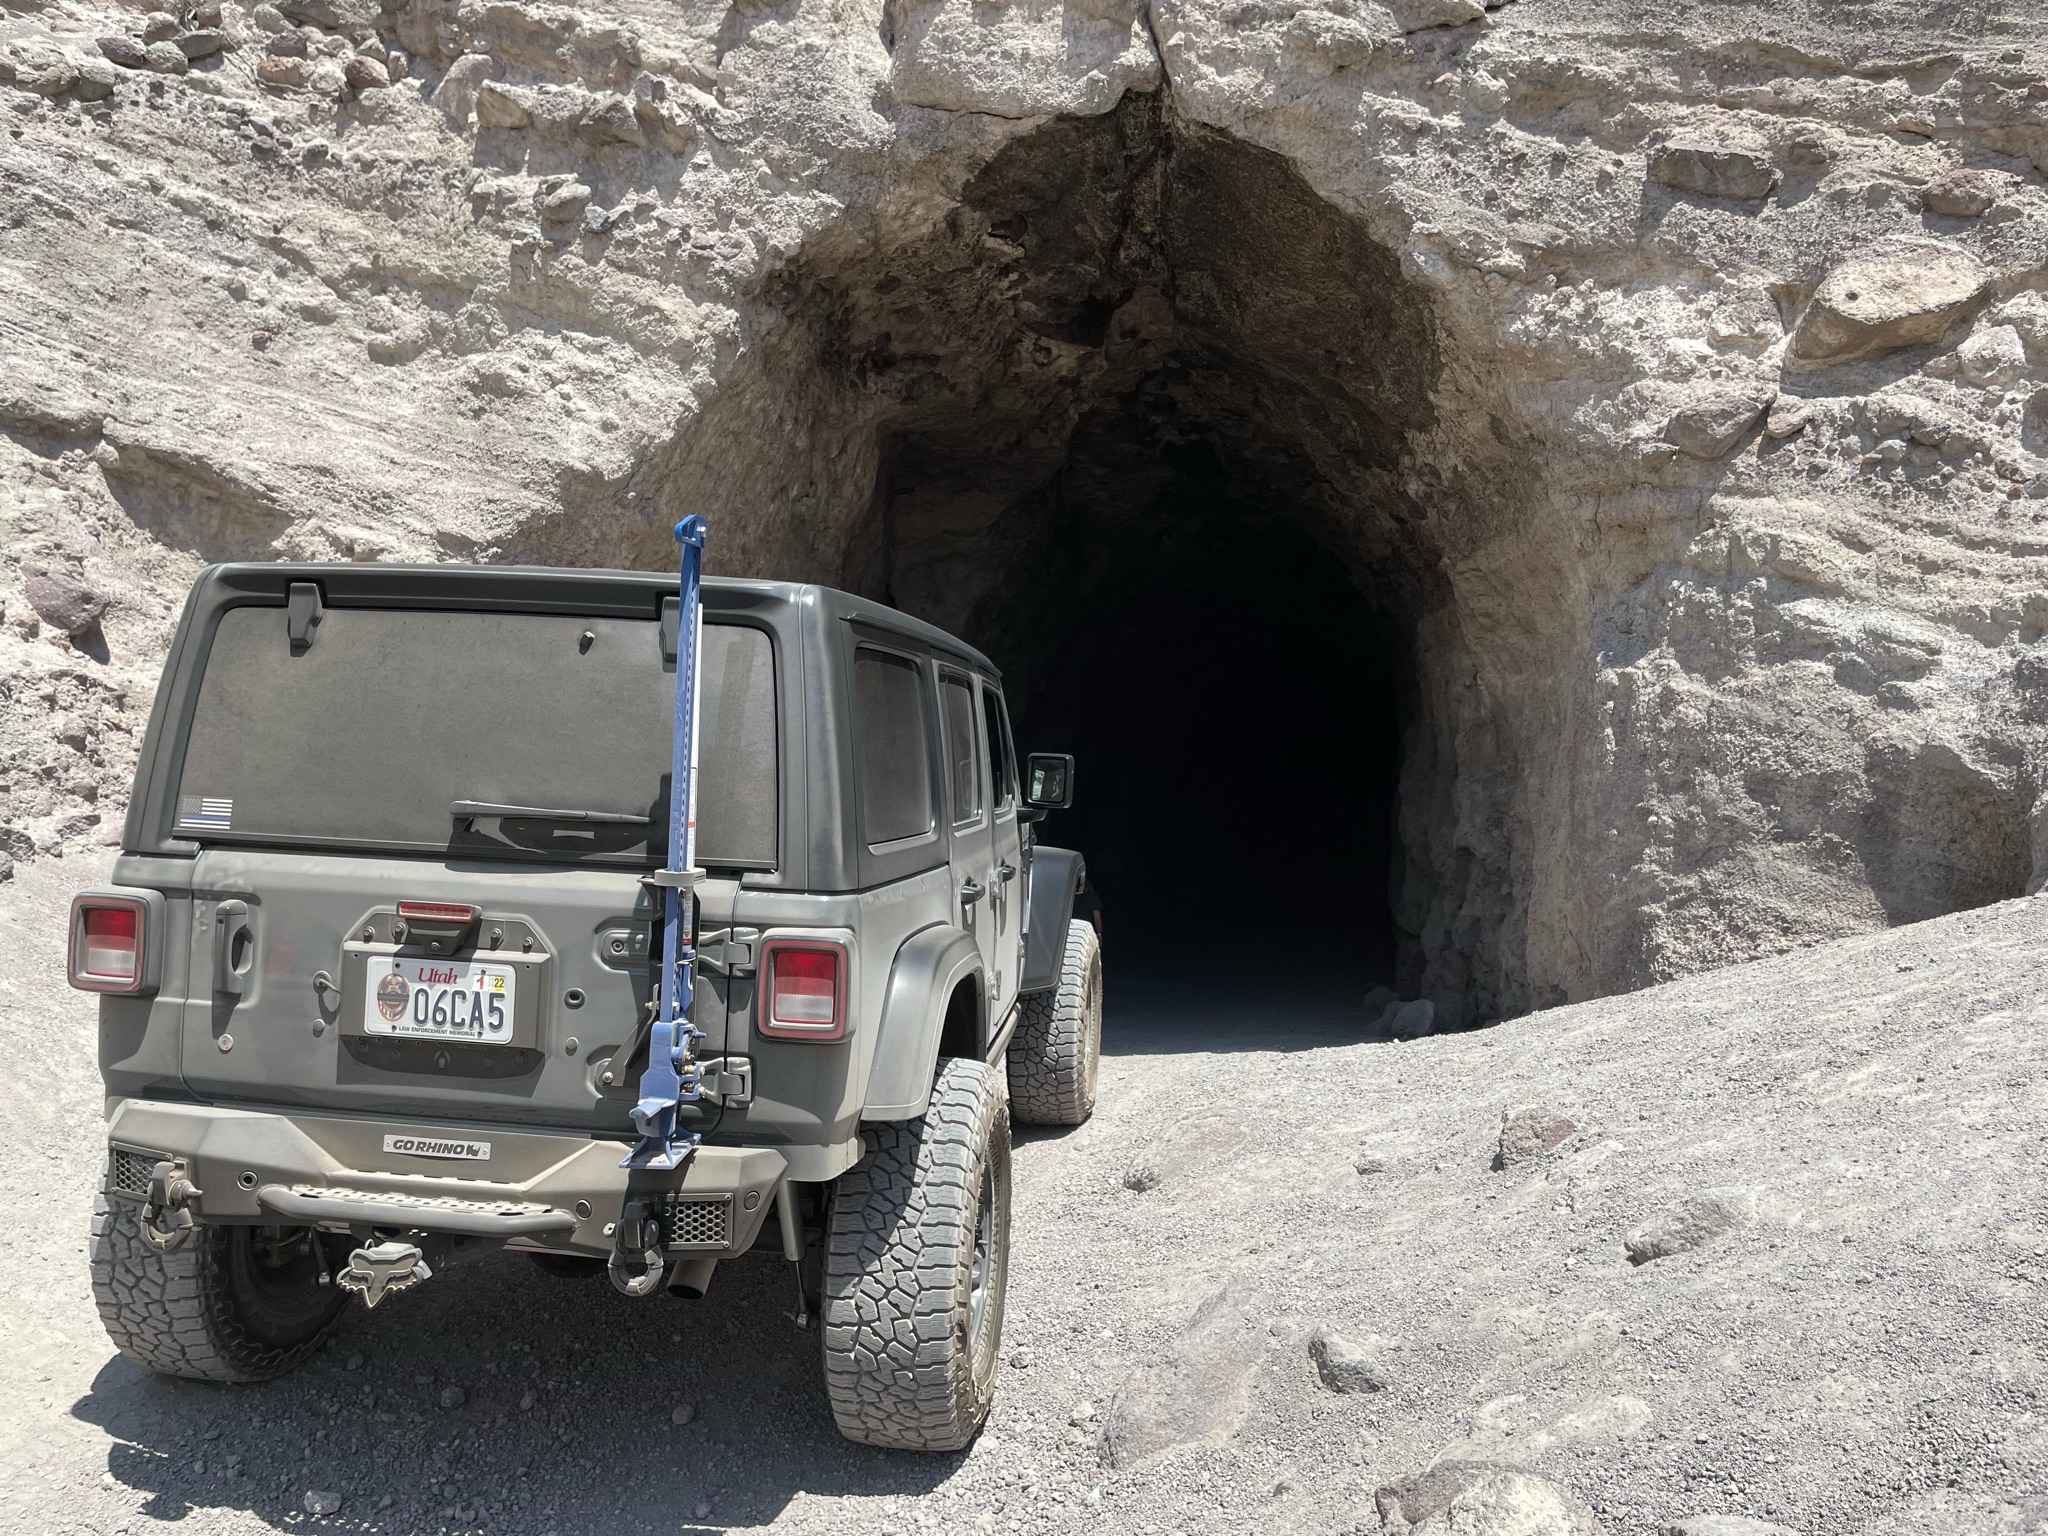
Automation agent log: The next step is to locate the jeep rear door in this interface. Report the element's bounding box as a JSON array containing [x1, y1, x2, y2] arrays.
[[163, 582, 779, 1133], [937, 668, 1000, 1011], [979, 679, 1024, 1023]]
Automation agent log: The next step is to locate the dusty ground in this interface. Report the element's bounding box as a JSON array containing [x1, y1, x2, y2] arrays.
[[1, 849, 2044, 1535]]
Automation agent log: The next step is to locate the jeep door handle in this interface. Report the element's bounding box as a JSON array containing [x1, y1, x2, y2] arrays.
[[959, 878, 985, 906], [213, 900, 253, 997], [995, 862, 1016, 885]]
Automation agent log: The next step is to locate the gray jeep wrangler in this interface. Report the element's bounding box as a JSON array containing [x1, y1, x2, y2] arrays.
[[70, 561, 1102, 1451]]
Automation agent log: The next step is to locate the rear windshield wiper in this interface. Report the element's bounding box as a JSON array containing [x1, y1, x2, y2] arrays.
[[451, 800, 653, 827]]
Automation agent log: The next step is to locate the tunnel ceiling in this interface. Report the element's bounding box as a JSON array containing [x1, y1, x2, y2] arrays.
[[761, 92, 1455, 644]]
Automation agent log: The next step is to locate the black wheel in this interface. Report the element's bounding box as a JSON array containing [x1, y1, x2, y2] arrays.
[[1006, 918, 1102, 1126], [90, 1175, 345, 1384], [821, 1057, 1011, 1451]]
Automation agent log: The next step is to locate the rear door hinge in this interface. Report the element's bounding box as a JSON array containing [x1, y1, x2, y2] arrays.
[[696, 927, 759, 978], [696, 1056, 753, 1106]]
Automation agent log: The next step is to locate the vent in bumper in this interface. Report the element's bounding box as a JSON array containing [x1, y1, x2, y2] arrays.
[[110, 1147, 162, 1199], [662, 1194, 732, 1251]]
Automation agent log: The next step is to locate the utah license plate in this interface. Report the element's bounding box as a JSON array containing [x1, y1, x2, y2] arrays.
[[364, 957, 516, 1045]]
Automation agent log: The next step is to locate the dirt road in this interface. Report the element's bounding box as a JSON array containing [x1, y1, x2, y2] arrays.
[[3, 851, 2044, 1534]]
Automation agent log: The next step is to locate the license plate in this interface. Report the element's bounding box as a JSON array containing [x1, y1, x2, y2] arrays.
[[363, 957, 516, 1045]]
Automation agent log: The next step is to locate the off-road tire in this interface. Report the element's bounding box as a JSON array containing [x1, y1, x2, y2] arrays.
[[1006, 917, 1102, 1126], [822, 1056, 1011, 1451], [90, 1181, 345, 1384]]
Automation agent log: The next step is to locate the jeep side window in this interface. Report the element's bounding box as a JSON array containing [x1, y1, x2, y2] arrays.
[[854, 646, 936, 846], [939, 672, 983, 826], [980, 681, 1015, 812]]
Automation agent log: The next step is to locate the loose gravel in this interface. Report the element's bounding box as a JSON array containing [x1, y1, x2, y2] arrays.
[[3, 854, 2044, 1534]]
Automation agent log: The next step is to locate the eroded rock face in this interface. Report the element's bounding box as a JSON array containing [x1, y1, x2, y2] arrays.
[[3, 0, 2046, 1019]]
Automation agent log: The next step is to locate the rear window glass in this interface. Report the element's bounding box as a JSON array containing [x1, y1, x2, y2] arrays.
[[940, 673, 982, 825], [854, 648, 935, 845], [174, 606, 777, 867]]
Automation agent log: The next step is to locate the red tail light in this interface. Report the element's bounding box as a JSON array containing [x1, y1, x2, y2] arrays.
[[760, 940, 848, 1040], [70, 896, 147, 993]]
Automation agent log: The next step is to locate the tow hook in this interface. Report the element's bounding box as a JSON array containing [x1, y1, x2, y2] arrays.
[[336, 1241, 433, 1309], [139, 1160, 203, 1252], [608, 1204, 666, 1298]]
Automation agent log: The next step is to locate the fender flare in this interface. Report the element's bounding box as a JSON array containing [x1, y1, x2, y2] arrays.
[[1018, 846, 1086, 995], [861, 924, 985, 1121]]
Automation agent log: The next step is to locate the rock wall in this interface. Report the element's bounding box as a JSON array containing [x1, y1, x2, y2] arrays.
[[3, 0, 2045, 1018]]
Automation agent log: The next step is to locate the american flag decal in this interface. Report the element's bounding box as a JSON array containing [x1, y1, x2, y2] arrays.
[[176, 795, 234, 831]]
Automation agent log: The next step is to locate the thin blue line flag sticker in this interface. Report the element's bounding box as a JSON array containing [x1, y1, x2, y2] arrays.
[[176, 795, 233, 831]]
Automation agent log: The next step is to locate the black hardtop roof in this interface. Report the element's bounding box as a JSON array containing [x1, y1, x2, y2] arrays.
[[195, 562, 1000, 677]]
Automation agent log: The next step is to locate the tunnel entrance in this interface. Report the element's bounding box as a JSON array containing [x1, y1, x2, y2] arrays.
[[993, 438, 1409, 984], [648, 90, 1542, 1025]]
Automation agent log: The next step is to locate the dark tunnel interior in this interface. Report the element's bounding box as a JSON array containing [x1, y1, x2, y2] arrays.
[[995, 458, 1408, 991]]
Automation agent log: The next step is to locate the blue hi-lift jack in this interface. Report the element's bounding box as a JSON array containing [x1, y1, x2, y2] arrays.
[[622, 515, 710, 1173]]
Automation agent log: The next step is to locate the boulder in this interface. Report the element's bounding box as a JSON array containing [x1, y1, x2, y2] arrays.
[[1920, 167, 2004, 218], [24, 568, 110, 634], [581, 93, 645, 146], [1763, 398, 1813, 439], [98, 36, 150, 69], [1791, 240, 1993, 366], [176, 30, 229, 60], [540, 181, 592, 225], [1385, 0, 1487, 29], [143, 40, 190, 73], [1624, 1187, 1759, 1265], [256, 52, 309, 86], [307, 58, 347, 96], [1648, 139, 1777, 200], [22, 57, 80, 96], [474, 80, 531, 128], [1387, 999, 1435, 1039], [342, 54, 388, 90], [1308, 1327, 1389, 1393], [1376, 1461, 1604, 1534], [265, 29, 309, 56], [1994, 293, 2048, 359], [1495, 1107, 1577, 1170], [275, 0, 381, 28], [1957, 326, 2027, 390], [1663, 380, 1773, 458], [432, 53, 496, 126], [72, 59, 120, 100], [141, 11, 179, 42]]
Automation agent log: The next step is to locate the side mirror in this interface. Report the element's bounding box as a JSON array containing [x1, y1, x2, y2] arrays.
[[1023, 753, 1075, 813]]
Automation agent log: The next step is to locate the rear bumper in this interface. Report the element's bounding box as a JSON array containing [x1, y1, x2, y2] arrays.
[[105, 1098, 788, 1259]]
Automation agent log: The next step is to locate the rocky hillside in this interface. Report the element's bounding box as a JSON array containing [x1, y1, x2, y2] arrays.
[[4, 0, 2048, 1020]]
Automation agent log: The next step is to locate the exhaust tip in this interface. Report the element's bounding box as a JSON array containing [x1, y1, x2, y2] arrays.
[[666, 1256, 718, 1299]]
